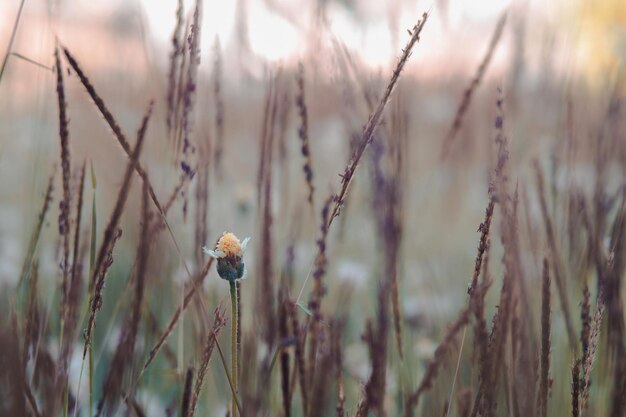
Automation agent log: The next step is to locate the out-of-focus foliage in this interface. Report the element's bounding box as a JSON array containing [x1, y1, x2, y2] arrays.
[[578, 0, 626, 82]]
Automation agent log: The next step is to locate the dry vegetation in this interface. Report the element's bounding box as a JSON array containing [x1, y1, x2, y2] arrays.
[[1, 1, 625, 417]]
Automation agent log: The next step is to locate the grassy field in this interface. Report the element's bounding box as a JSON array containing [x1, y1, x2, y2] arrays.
[[1, 1, 625, 416]]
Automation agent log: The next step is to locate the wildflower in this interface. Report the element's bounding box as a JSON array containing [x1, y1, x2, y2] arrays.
[[203, 232, 249, 417], [203, 232, 250, 281]]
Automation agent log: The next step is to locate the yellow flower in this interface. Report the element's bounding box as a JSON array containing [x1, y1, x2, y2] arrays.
[[203, 232, 250, 281]]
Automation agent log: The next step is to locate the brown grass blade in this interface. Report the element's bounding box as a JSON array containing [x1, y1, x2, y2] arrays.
[[59, 162, 87, 377], [181, 367, 194, 417], [82, 100, 153, 360], [580, 294, 604, 411], [405, 307, 471, 417], [62, 47, 165, 217], [295, 62, 315, 208], [142, 257, 214, 372], [538, 258, 551, 417], [306, 196, 332, 389], [328, 12, 428, 227], [571, 360, 581, 417], [54, 45, 72, 335], [213, 37, 225, 179], [96, 178, 153, 416], [440, 12, 507, 159], [288, 299, 308, 414], [278, 289, 292, 417], [18, 167, 55, 288], [534, 161, 578, 350], [0, 314, 27, 416], [166, 0, 185, 135], [187, 308, 227, 417]]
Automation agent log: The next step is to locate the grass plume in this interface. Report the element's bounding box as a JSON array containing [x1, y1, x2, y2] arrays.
[[295, 62, 315, 207], [534, 160, 578, 350], [187, 308, 227, 417], [83, 100, 153, 360], [440, 12, 507, 159], [54, 45, 72, 337], [328, 12, 429, 227], [538, 258, 551, 417]]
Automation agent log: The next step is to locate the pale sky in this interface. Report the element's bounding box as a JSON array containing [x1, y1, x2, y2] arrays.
[[0, 0, 575, 82]]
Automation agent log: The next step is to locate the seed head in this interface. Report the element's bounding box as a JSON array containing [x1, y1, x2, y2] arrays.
[[203, 232, 250, 281]]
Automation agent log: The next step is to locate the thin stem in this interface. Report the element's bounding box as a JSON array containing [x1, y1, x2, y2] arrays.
[[89, 346, 94, 416], [237, 280, 242, 382], [0, 0, 26, 86], [214, 335, 243, 415], [446, 326, 467, 417], [230, 281, 238, 417]]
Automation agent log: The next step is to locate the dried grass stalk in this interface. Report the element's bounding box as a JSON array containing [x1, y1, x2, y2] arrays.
[[309, 326, 334, 417], [534, 161, 577, 349], [472, 89, 514, 417], [288, 300, 308, 414], [83, 100, 153, 360], [580, 283, 591, 367], [278, 282, 292, 417], [180, 0, 203, 161], [256, 73, 279, 208], [469, 200, 495, 296], [277, 89, 292, 204], [405, 307, 471, 417], [370, 105, 407, 361], [172, 19, 191, 155], [607, 197, 626, 417], [96, 180, 152, 416], [571, 360, 581, 417], [389, 98, 408, 361], [69, 161, 86, 303], [606, 195, 626, 337], [145, 311, 177, 367], [181, 367, 194, 417], [142, 257, 214, 372], [538, 259, 551, 417], [295, 62, 315, 207], [23, 260, 41, 368], [260, 122, 276, 349], [331, 318, 346, 417], [213, 38, 225, 179], [580, 295, 605, 411], [166, 0, 185, 135], [23, 379, 41, 417], [59, 162, 87, 375], [254, 72, 280, 355], [187, 308, 227, 417], [194, 136, 210, 270], [364, 292, 389, 417], [62, 47, 165, 216], [0, 316, 27, 416], [18, 167, 55, 286], [328, 12, 429, 227], [307, 196, 332, 388], [440, 12, 507, 159], [54, 46, 72, 331]]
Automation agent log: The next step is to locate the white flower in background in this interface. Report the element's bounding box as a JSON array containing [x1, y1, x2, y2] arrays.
[[337, 260, 368, 288], [69, 344, 89, 398], [136, 390, 166, 417], [0, 236, 21, 286]]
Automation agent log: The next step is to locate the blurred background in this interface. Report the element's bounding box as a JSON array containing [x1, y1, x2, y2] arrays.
[[1, 0, 625, 305], [1, 0, 625, 416]]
